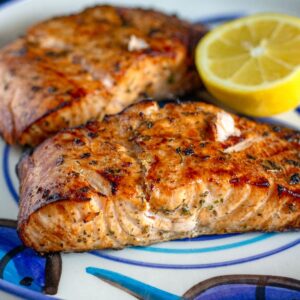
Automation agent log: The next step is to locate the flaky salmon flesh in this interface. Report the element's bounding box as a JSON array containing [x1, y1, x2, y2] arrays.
[[17, 100, 300, 253], [0, 5, 206, 146]]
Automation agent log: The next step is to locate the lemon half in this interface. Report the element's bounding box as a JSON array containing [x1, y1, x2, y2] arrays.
[[196, 13, 300, 116]]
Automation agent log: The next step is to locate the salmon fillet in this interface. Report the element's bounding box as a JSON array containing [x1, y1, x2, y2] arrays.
[[17, 100, 300, 252], [0, 5, 206, 146]]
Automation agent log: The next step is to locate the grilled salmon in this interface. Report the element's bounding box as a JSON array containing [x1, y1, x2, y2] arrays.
[[17, 100, 300, 253], [0, 5, 206, 146]]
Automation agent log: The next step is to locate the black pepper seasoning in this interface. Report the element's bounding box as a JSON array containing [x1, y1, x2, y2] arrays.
[[289, 173, 300, 185]]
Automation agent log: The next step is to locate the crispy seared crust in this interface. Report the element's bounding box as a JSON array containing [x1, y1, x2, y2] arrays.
[[18, 100, 300, 252], [0, 5, 206, 146]]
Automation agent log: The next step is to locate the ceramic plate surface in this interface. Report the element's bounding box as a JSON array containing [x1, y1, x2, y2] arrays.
[[0, 0, 300, 299]]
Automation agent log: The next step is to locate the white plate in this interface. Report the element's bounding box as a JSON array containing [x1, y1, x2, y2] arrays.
[[0, 0, 300, 299]]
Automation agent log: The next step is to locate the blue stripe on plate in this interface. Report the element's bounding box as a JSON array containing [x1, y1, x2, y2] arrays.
[[86, 267, 180, 300], [2, 145, 18, 203], [0, 0, 26, 10], [131, 233, 275, 254], [91, 237, 300, 269], [258, 117, 300, 130], [194, 13, 245, 25], [0, 279, 59, 300]]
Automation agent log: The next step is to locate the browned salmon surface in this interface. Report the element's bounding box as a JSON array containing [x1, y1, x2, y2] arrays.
[[17, 100, 300, 252], [0, 5, 206, 146]]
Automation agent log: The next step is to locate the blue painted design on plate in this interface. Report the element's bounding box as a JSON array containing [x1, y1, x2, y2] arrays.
[[0, 225, 56, 300], [91, 237, 300, 269], [86, 267, 180, 300], [0, 0, 27, 10], [0, 227, 45, 292], [87, 268, 300, 300], [194, 284, 256, 300], [258, 117, 300, 130], [131, 233, 274, 254], [0, 280, 57, 300], [265, 285, 300, 300], [194, 284, 300, 300], [195, 13, 245, 25], [2, 145, 19, 203]]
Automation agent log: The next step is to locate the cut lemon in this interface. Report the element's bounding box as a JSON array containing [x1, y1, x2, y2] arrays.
[[196, 13, 300, 117]]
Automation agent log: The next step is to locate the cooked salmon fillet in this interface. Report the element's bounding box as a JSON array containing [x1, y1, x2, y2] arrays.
[[0, 5, 206, 146], [17, 100, 300, 252]]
